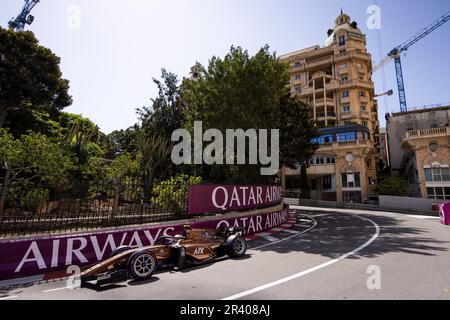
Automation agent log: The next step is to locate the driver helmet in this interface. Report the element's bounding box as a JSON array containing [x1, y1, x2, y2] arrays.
[[183, 224, 192, 238]]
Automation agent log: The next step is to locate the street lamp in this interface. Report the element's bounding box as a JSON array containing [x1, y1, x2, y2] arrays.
[[374, 89, 394, 99]]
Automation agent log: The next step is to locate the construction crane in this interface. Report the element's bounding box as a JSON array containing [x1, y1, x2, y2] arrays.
[[373, 10, 450, 112], [8, 0, 40, 32]]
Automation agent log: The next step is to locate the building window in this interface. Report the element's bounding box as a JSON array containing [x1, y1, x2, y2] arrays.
[[336, 132, 356, 142], [359, 91, 366, 97], [342, 105, 351, 113], [339, 35, 346, 46], [427, 187, 450, 200], [292, 62, 301, 68], [340, 63, 348, 69], [294, 86, 301, 93], [322, 175, 332, 190], [341, 76, 348, 82], [362, 121, 368, 127], [342, 91, 349, 98], [361, 105, 366, 111], [424, 166, 450, 182], [312, 134, 333, 145], [342, 172, 361, 188], [294, 74, 301, 80]]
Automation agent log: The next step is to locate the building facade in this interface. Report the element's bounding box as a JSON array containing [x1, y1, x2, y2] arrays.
[[387, 105, 450, 200], [279, 12, 380, 203]]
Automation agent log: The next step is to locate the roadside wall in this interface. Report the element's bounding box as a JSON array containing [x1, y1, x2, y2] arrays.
[[0, 206, 289, 283], [378, 195, 446, 214]]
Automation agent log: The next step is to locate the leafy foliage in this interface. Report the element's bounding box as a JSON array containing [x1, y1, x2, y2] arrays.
[[137, 69, 185, 138], [0, 129, 73, 186], [181, 45, 318, 182], [152, 174, 202, 212], [374, 177, 409, 196], [0, 28, 72, 128]]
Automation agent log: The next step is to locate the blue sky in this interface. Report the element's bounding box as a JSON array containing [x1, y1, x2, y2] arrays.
[[1, 0, 449, 133]]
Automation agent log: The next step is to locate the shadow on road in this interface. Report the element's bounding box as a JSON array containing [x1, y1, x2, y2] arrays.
[[0, 282, 33, 298], [254, 210, 449, 260]]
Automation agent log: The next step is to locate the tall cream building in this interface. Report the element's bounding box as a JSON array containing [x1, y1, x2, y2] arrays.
[[280, 12, 381, 203]]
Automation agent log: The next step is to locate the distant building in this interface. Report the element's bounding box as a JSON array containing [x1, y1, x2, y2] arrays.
[[387, 105, 450, 200], [379, 128, 389, 168], [279, 12, 380, 203]]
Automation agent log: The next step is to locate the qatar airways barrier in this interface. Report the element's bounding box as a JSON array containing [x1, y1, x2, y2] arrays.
[[188, 184, 282, 215], [0, 206, 289, 281]]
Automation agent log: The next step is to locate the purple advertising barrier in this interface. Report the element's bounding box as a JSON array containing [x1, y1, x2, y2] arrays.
[[0, 207, 289, 282], [188, 185, 282, 215], [439, 203, 450, 226]]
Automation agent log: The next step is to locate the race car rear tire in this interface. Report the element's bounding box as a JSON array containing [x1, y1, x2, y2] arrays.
[[127, 251, 157, 281], [226, 235, 247, 258], [110, 245, 131, 258]]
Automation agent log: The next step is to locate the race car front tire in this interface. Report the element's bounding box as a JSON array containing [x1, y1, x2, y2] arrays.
[[127, 251, 157, 281], [226, 235, 247, 258]]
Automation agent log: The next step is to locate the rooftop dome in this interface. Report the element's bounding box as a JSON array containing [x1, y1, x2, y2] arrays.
[[324, 11, 363, 47]]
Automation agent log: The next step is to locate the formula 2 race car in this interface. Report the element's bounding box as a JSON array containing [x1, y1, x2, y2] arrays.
[[80, 225, 248, 287]]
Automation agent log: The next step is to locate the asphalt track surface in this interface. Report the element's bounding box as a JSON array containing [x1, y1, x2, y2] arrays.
[[1, 206, 449, 300]]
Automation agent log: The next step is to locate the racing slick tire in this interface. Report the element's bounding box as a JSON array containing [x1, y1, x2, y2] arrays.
[[226, 235, 247, 258], [127, 250, 158, 281], [110, 245, 131, 258]]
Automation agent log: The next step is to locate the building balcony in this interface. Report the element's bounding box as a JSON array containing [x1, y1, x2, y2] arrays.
[[359, 95, 369, 103], [310, 71, 332, 81], [307, 164, 336, 176], [316, 113, 337, 121], [340, 97, 350, 104], [317, 139, 374, 151], [300, 86, 314, 96], [402, 126, 450, 142], [360, 111, 370, 119], [291, 78, 302, 86], [335, 50, 371, 63], [341, 111, 352, 120], [305, 56, 333, 68], [339, 80, 373, 90], [338, 67, 349, 75], [315, 98, 335, 108]]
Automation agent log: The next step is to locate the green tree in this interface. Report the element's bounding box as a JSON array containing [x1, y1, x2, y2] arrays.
[[152, 174, 202, 212], [374, 177, 409, 196], [0, 28, 72, 128], [137, 69, 185, 138], [181, 45, 318, 183], [0, 129, 73, 213], [137, 133, 173, 200], [104, 125, 140, 158]]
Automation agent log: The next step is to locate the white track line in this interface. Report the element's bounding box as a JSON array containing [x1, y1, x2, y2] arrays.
[[43, 286, 70, 293], [406, 215, 440, 220], [223, 215, 380, 300], [0, 295, 18, 300], [262, 235, 279, 242], [251, 217, 318, 250], [282, 229, 300, 235]]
